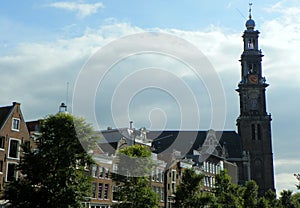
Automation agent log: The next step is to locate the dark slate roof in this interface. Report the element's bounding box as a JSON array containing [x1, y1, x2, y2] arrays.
[[26, 120, 41, 132], [98, 128, 134, 145], [0, 106, 13, 129], [96, 128, 243, 160], [149, 130, 243, 159], [98, 142, 118, 155], [96, 128, 134, 155]]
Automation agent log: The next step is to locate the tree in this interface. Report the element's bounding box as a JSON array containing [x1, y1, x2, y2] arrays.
[[291, 192, 300, 207], [175, 168, 214, 208], [264, 189, 278, 208], [5, 113, 96, 208], [257, 197, 271, 208], [212, 170, 244, 208], [112, 145, 159, 208], [279, 190, 296, 208], [243, 180, 259, 208], [294, 173, 300, 189]]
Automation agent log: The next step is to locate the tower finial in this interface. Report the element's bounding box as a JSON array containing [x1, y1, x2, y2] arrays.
[[249, 3, 253, 19]]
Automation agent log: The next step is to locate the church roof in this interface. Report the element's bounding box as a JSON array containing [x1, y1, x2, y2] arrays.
[[97, 128, 243, 160], [149, 130, 243, 159]]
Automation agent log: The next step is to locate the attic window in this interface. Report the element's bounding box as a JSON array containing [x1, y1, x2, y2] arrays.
[[12, 118, 20, 131]]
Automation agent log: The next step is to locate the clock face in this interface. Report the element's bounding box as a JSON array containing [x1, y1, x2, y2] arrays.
[[248, 75, 258, 84]]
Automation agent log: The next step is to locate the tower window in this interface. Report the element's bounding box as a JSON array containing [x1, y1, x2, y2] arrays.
[[248, 39, 255, 49], [251, 124, 262, 140], [252, 124, 256, 140], [248, 63, 257, 74], [257, 124, 261, 140]]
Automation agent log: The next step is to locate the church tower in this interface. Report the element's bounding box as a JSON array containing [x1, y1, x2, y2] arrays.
[[236, 6, 275, 194]]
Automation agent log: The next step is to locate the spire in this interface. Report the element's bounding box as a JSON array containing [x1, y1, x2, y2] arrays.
[[245, 3, 255, 30], [249, 2, 253, 19]]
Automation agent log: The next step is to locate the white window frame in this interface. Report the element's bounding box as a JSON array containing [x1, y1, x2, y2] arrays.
[[11, 118, 20, 131], [8, 138, 21, 160], [6, 162, 18, 182]]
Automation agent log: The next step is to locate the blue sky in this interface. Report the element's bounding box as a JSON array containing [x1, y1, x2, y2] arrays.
[[1, 0, 300, 195]]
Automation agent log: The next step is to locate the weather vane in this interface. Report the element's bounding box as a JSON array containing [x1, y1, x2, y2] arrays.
[[249, 3, 253, 19]]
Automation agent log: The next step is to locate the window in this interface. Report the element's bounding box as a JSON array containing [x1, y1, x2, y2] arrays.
[[172, 170, 176, 182], [113, 164, 118, 173], [257, 124, 262, 140], [252, 124, 256, 140], [92, 183, 97, 198], [160, 187, 164, 202], [0, 160, 3, 173], [92, 165, 97, 177], [98, 183, 103, 199], [104, 184, 109, 199], [6, 163, 17, 181], [156, 187, 160, 198], [24, 141, 30, 153], [99, 166, 104, 178], [156, 169, 161, 182], [248, 39, 255, 49], [0, 137, 4, 149], [11, 118, 20, 131], [8, 139, 20, 159], [152, 170, 155, 181], [105, 168, 109, 179], [171, 183, 176, 193]]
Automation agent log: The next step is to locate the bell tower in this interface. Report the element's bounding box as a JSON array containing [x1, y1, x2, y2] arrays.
[[236, 5, 275, 195]]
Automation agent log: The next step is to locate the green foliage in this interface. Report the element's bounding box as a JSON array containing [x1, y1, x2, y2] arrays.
[[5, 113, 95, 208], [174, 168, 300, 208], [213, 170, 244, 208], [113, 145, 159, 208], [175, 168, 214, 208], [291, 192, 300, 207], [278, 190, 296, 208], [264, 189, 278, 208], [257, 197, 271, 208], [243, 180, 259, 208]]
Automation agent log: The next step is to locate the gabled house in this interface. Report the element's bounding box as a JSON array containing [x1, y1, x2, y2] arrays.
[[0, 102, 30, 195]]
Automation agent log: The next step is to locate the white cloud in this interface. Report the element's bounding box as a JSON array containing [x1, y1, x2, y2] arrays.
[[275, 159, 300, 168], [48, 1, 104, 18], [275, 173, 298, 196]]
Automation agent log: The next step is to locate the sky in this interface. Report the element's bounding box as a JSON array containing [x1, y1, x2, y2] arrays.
[[1, 0, 300, 195]]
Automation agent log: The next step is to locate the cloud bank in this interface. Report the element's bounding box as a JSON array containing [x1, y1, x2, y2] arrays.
[[48, 1, 104, 18]]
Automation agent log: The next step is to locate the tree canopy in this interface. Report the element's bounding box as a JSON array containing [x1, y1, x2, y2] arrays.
[[175, 168, 214, 208], [112, 145, 159, 208], [5, 113, 95, 208]]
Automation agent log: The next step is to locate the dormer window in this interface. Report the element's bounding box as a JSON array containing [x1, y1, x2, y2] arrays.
[[12, 118, 20, 131]]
